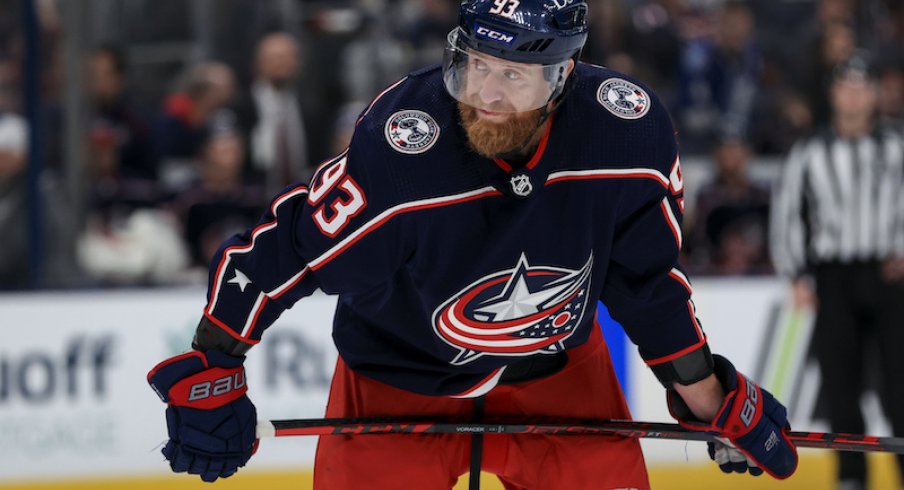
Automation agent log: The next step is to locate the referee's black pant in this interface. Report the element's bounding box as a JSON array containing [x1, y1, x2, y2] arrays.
[[813, 261, 904, 484]]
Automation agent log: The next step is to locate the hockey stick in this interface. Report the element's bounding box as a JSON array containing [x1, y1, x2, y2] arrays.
[[256, 417, 904, 454]]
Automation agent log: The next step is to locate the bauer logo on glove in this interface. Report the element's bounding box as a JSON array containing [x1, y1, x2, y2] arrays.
[[186, 371, 246, 402]]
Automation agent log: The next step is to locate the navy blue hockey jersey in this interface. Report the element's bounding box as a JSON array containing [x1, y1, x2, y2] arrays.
[[203, 63, 705, 397]]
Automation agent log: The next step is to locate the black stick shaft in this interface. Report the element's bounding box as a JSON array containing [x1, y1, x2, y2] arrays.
[[469, 397, 485, 490], [256, 417, 904, 454]]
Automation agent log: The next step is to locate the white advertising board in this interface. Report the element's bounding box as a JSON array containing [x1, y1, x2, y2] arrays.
[[0, 288, 338, 482]]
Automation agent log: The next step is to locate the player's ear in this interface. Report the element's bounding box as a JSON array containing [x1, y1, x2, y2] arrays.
[[564, 59, 576, 79]]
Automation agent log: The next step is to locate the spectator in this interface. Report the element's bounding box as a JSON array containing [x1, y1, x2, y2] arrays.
[[875, 2, 904, 58], [154, 61, 238, 191], [749, 88, 815, 155], [395, 0, 456, 69], [0, 111, 76, 288], [85, 45, 154, 182], [684, 138, 771, 275], [0, 56, 18, 113], [793, 0, 858, 60], [170, 123, 265, 268], [236, 32, 312, 196], [582, 0, 641, 77], [795, 20, 857, 126], [625, 0, 689, 96], [673, 0, 762, 153], [876, 60, 904, 126], [0, 111, 33, 288], [341, 2, 408, 125], [771, 54, 904, 490]]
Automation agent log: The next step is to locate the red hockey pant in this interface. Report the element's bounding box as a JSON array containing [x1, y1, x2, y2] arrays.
[[313, 325, 650, 489]]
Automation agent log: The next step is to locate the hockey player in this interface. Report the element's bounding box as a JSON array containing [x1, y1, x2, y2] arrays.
[[147, 1, 798, 488]]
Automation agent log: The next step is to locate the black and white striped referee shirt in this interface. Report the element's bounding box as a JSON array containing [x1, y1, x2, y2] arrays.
[[770, 126, 904, 277]]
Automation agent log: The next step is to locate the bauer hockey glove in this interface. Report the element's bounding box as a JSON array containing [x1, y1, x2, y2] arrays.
[[147, 350, 258, 482], [667, 355, 798, 479]]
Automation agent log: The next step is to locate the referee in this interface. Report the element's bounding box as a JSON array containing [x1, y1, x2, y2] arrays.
[[771, 53, 904, 490]]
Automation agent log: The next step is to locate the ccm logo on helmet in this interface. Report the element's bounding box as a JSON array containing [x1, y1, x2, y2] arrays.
[[475, 24, 517, 45], [188, 372, 246, 401]]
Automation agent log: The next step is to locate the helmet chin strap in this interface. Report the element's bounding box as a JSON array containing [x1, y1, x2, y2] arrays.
[[493, 66, 577, 162]]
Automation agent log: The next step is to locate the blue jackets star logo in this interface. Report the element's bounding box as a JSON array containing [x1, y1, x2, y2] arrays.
[[432, 253, 593, 365], [227, 269, 252, 292]]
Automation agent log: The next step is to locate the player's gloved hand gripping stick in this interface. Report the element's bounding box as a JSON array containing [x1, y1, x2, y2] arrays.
[[147, 350, 258, 482], [667, 355, 799, 479]]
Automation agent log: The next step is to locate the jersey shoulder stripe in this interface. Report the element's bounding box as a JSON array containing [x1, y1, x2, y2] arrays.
[[546, 168, 669, 187], [305, 186, 502, 273], [207, 185, 309, 314]]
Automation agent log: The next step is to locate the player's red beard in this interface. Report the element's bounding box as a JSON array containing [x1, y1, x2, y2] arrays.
[[458, 102, 545, 158]]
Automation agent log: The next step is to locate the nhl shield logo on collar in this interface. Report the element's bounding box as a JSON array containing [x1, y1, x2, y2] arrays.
[[597, 78, 651, 120], [510, 173, 533, 197], [384, 110, 440, 154]]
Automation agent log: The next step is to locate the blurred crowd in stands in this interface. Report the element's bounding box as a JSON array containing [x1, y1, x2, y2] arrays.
[[0, 0, 902, 289]]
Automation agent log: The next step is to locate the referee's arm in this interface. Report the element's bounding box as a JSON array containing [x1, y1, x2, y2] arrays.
[[770, 141, 810, 279]]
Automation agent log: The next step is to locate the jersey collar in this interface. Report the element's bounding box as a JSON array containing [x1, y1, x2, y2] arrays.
[[492, 113, 555, 173]]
